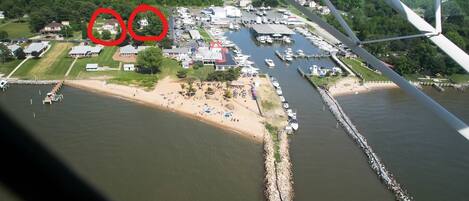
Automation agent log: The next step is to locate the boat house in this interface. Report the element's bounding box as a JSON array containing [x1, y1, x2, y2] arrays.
[[251, 24, 295, 37], [69, 45, 103, 58]]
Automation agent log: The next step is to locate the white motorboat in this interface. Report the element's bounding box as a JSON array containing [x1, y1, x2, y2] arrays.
[[285, 54, 293, 62], [279, 96, 286, 102], [287, 109, 293, 117], [265, 59, 275, 67], [266, 36, 273, 44], [297, 49, 305, 57], [0, 79, 8, 91], [283, 36, 291, 43], [283, 102, 289, 109], [290, 120, 299, 131], [272, 81, 280, 88], [276, 88, 283, 95], [257, 36, 266, 43]]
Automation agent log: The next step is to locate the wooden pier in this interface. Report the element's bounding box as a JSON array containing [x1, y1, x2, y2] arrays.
[[43, 80, 64, 104]]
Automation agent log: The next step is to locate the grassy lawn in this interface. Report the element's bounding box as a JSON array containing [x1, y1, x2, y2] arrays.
[[340, 57, 388, 81], [449, 74, 469, 84], [12, 58, 40, 79], [0, 59, 22, 76], [108, 72, 159, 89], [310, 75, 343, 88], [198, 27, 212, 42], [0, 22, 33, 38], [187, 65, 214, 80], [159, 58, 183, 78], [22, 43, 74, 79], [69, 46, 119, 78]]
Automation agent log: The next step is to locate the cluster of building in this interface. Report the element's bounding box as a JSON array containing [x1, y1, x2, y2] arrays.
[[296, 0, 331, 15]]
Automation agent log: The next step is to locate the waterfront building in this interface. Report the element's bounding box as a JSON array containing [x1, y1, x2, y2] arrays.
[[251, 24, 295, 37], [194, 46, 223, 64], [162, 47, 192, 61], [215, 53, 237, 71], [85, 63, 99, 71]]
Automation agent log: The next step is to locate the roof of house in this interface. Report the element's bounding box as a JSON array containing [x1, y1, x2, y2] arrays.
[[120, 45, 150, 55], [196, 47, 222, 61], [188, 30, 201, 39], [24, 42, 49, 54], [86, 63, 98, 68], [163, 47, 191, 54], [7, 44, 21, 53], [252, 24, 295, 35], [45, 21, 63, 28], [69, 45, 103, 55]]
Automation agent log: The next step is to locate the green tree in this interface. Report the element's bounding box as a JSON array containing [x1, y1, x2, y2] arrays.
[[137, 47, 163, 74], [92, 29, 101, 39], [177, 69, 188, 78], [0, 44, 13, 63], [101, 30, 112, 40], [59, 26, 73, 38], [446, 31, 466, 50], [81, 23, 87, 39], [15, 48, 26, 60]]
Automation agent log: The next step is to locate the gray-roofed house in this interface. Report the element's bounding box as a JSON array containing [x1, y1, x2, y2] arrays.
[[69, 45, 103, 58], [7, 44, 21, 55], [119, 45, 150, 57], [24, 42, 49, 56], [163, 47, 191, 61]]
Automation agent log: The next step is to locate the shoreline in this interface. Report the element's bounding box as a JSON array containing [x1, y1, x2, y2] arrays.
[[65, 79, 265, 143], [328, 77, 399, 97]]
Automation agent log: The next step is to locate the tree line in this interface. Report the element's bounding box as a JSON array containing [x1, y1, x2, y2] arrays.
[[326, 0, 468, 76]]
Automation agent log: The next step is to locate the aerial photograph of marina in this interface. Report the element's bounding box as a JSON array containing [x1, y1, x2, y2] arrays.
[[0, 0, 468, 201]]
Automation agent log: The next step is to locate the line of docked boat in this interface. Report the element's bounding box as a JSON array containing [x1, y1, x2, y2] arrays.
[[271, 76, 298, 133], [275, 48, 329, 62], [295, 27, 338, 53], [256, 35, 292, 44]]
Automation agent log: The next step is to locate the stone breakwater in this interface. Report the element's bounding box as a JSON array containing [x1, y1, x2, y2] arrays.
[[263, 130, 294, 201], [317, 86, 412, 201]]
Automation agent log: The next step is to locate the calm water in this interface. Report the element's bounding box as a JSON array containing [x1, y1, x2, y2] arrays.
[[0, 85, 264, 201], [337, 88, 469, 201], [227, 29, 394, 201]]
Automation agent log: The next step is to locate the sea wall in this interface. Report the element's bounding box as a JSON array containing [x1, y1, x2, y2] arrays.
[[317, 86, 412, 201], [7, 80, 59, 85], [263, 130, 294, 201]]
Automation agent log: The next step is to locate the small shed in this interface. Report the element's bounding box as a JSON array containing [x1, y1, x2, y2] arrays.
[[123, 64, 135, 71], [86, 64, 99, 71]]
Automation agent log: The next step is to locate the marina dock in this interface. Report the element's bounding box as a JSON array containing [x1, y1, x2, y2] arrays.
[[275, 50, 329, 61]]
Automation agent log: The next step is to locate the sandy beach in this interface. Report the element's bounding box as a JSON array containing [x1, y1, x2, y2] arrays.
[[328, 77, 398, 96], [66, 77, 266, 143]]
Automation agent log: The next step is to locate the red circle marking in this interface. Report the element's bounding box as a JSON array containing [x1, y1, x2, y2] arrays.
[[127, 4, 169, 42], [87, 8, 127, 46]]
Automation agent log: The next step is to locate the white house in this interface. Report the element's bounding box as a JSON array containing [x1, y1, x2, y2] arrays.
[[69, 45, 103, 57], [209, 7, 226, 19], [24, 41, 49, 56], [123, 64, 135, 71], [41, 21, 64, 33], [86, 63, 99, 71], [0, 11, 5, 19], [139, 18, 148, 29], [102, 19, 119, 34], [119, 45, 150, 57], [308, 1, 317, 8], [239, 0, 251, 7]]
